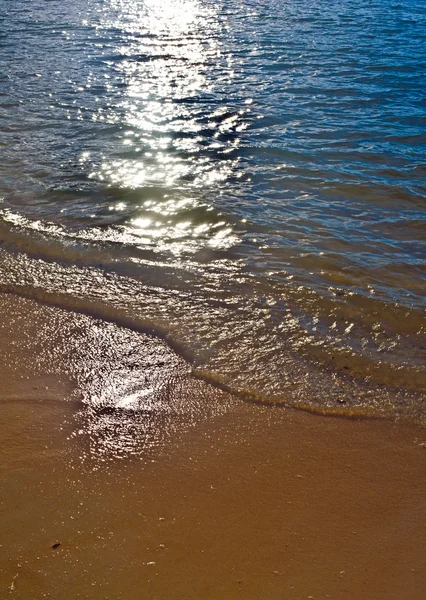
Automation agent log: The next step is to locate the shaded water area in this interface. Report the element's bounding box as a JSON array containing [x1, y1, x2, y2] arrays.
[[0, 0, 425, 422]]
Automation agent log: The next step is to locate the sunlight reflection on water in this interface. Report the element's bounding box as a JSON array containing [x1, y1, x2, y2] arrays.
[[84, 0, 245, 253]]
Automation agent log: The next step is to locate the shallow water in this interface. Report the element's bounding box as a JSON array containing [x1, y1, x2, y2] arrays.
[[0, 0, 425, 421]]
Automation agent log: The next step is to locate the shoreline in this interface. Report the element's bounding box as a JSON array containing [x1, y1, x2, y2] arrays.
[[1, 292, 425, 599], [2, 279, 424, 426]]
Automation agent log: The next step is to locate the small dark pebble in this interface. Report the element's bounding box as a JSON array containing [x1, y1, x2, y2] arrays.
[[51, 542, 61, 549]]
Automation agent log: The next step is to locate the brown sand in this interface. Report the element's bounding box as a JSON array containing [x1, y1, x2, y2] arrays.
[[0, 293, 425, 599]]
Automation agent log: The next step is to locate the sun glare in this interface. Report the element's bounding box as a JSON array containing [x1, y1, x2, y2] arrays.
[[85, 0, 240, 255]]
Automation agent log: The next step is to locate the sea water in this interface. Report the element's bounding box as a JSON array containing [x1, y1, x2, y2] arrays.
[[0, 0, 425, 421]]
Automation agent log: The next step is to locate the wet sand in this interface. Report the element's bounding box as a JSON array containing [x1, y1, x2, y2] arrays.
[[0, 293, 425, 599]]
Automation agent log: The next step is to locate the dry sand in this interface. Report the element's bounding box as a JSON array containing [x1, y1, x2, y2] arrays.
[[0, 293, 425, 599]]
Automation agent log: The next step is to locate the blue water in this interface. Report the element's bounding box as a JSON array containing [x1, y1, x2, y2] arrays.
[[0, 0, 425, 421]]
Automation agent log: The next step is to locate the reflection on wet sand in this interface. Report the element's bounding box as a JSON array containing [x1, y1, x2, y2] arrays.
[[0, 294, 235, 462]]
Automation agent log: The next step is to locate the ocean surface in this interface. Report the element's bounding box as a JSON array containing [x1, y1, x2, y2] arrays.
[[0, 0, 425, 422]]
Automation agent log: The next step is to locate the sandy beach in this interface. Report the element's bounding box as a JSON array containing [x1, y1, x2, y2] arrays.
[[0, 292, 425, 599]]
